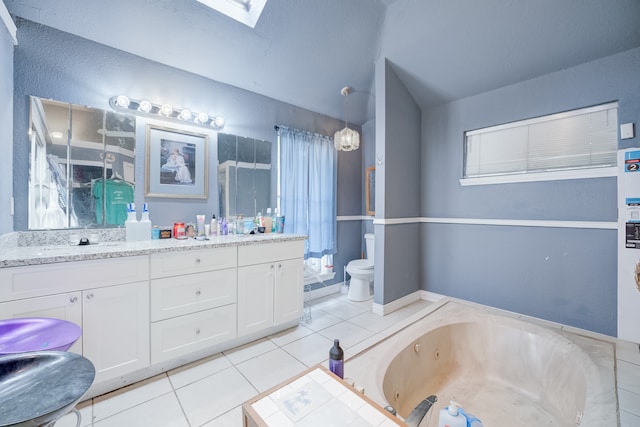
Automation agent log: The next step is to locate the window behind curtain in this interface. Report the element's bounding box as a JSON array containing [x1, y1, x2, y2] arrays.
[[277, 126, 337, 259]]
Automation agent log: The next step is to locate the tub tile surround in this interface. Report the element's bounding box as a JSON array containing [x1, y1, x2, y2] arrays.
[[345, 298, 640, 427]]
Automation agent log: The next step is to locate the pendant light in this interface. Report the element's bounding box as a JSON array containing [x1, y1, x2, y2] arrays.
[[334, 86, 360, 151]]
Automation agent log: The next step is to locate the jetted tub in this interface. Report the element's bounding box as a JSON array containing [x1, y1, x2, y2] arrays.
[[345, 300, 617, 427]]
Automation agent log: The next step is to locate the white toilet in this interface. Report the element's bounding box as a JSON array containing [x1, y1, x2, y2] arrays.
[[346, 233, 375, 301]]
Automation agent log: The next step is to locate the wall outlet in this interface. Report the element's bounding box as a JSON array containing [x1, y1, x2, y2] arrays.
[[621, 123, 635, 140]]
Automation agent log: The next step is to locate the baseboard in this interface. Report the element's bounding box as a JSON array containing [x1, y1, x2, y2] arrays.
[[372, 289, 445, 315]]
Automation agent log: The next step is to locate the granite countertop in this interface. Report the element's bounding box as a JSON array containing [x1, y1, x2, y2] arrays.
[[0, 232, 307, 268]]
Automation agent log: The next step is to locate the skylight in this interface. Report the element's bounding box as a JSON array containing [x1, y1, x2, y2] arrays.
[[195, 0, 267, 28]]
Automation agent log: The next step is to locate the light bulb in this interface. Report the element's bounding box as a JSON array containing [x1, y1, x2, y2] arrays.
[[196, 112, 209, 124], [179, 109, 192, 121], [115, 95, 130, 108], [213, 117, 225, 128], [160, 104, 173, 117], [138, 100, 152, 113]]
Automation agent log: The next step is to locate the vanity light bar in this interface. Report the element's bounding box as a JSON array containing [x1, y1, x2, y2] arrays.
[[109, 95, 225, 129]]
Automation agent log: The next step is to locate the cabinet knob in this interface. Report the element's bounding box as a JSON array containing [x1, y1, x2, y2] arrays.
[[195, 290, 201, 296], [195, 328, 201, 335], [86, 293, 94, 300], [69, 296, 78, 303], [278, 264, 282, 269], [270, 264, 275, 270], [195, 258, 201, 264]]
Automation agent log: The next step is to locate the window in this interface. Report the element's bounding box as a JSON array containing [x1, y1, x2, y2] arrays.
[[195, 0, 267, 28], [462, 102, 618, 185]]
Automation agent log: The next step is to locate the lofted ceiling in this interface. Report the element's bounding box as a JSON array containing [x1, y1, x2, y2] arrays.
[[5, 0, 640, 126]]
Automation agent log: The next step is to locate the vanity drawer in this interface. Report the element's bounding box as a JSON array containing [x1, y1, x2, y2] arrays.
[[238, 240, 304, 266], [150, 268, 237, 321], [150, 247, 237, 279], [0, 256, 149, 302], [150, 304, 237, 364]]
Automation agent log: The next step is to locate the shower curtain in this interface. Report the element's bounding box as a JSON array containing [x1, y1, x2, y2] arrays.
[[278, 126, 336, 259]]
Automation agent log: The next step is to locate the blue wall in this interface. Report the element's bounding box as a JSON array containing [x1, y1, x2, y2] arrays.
[[374, 59, 422, 305], [11, 20, 365, 281], [0, 12, 14, 235], [419, 47, 640, 336]]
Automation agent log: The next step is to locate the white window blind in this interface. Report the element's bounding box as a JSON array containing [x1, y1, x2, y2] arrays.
[[464, 102, 618, 179]]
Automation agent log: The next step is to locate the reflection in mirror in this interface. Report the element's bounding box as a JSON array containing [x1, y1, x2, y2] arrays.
[[217, 133, 271, 220], [29, 97, 136, 229], [366, 166, 375, 216]]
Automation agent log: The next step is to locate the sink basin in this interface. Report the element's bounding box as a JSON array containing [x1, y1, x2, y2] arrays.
[[0, 318, 81, 354], [0, 351, 95, 427]]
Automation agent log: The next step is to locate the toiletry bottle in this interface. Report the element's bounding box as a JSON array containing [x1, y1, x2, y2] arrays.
[[264, 208, 272, 233], [329, 339, 344, 379], [221, 217, 228, 235], [255, 211, 262, 228], [272, 208, 278, 233], [125, 203, 138, 242], [217, 217, 222, 235], [139, 203, 152, 240], [438, 401, 467, 427], [210, 214, 217, 236], [196, 214, 206, 237], [234, 214, 243, 234]]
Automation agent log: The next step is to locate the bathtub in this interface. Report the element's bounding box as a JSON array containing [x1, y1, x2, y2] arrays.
[[345, 300, 617, 427]]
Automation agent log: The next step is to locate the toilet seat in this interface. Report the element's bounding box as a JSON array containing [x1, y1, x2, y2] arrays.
[[347, 259, 373, 270]]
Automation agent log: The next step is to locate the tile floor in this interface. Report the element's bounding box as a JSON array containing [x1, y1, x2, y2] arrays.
[[56, 292, 432, 427]]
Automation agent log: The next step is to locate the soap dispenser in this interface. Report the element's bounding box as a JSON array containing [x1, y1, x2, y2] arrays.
[[139, 203, 152, 240], [125, 203, 138, 242]]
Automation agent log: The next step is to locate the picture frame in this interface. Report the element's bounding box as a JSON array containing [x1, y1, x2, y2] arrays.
[[145, 124, 209, 199]]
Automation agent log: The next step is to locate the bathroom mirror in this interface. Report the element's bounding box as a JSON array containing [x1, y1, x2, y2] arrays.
[[217, 133, 271, 220], [366, 166, 375, 216], [28, 97, 136, 229]]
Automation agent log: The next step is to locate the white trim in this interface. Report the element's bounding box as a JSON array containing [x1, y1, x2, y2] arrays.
[[460, 166, 616, 186], [0, 2, 17, 45], [372, 217, 421, 225], [372, 290, 423, 315], [337, 215, 373, 221], [372, 216, 616, 230], [421, 217, 617, 230], [371, 290, 445, 316]]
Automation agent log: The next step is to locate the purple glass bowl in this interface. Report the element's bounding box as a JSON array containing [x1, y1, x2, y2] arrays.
[[0, 318, 82, 354]]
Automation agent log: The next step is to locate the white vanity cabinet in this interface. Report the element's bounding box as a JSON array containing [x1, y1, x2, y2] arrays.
[[237, 240, 304, 337], [82, 281, 150, 383], [0, 291, 83, 353], [149, 247, 238, 364], [0, 256, 150, 384]]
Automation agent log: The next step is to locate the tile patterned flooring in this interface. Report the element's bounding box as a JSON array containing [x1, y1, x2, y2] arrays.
[[54, 291, 640, 426], [56, 292, 432, 427]]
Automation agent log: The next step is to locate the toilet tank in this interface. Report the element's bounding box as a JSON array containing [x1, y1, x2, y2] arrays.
[[364, 233, 375, 260]]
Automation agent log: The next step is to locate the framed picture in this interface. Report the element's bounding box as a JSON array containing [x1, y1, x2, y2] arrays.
[[145, 124, 209, 198]]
